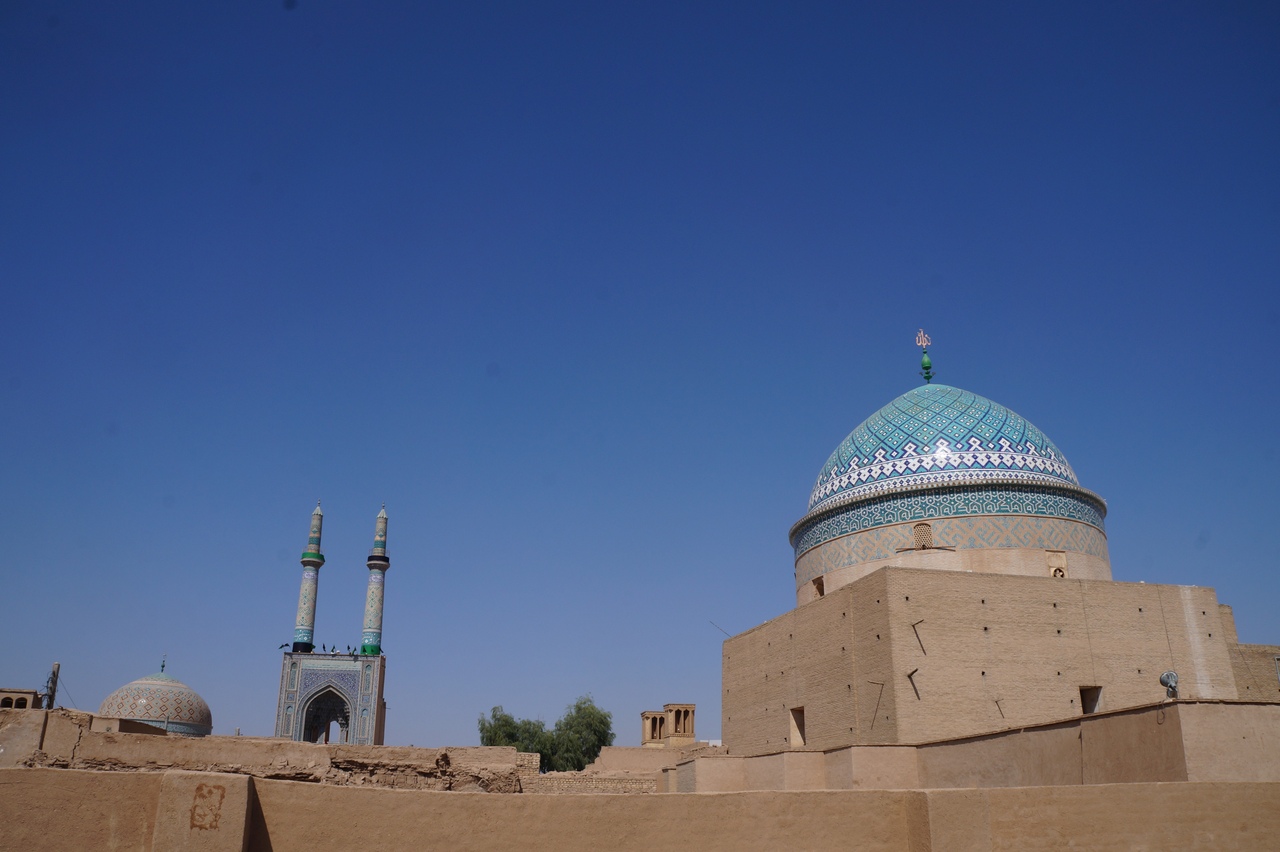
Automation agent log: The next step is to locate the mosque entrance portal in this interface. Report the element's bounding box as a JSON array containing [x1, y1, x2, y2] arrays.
[[302, 688, 351, 744]]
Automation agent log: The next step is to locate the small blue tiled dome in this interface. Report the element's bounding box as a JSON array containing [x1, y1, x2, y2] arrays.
[[808, 384, 1078, 514], [98, 672, 213, 737]]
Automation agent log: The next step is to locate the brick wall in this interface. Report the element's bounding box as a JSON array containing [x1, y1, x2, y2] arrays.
[[1228, 642, 1280, 701], [6, 766, 1280, 850], [723, 571, 896, 755], [520, 774, 657, 794], [0, 709, 527, 792], [724, 567, 1266, 752]]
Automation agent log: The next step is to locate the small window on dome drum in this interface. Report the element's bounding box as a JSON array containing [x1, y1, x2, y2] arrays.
[[812, 577, 825, 598], [913, 523, 933, 550]]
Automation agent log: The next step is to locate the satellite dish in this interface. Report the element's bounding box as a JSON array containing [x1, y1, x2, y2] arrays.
[[1160, 670, 1178, 698]]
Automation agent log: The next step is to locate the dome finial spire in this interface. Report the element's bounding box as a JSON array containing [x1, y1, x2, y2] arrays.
[[916, 329, 934, 383]]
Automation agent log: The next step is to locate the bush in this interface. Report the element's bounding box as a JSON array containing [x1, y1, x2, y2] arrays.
[[478, 695, 615, 772]]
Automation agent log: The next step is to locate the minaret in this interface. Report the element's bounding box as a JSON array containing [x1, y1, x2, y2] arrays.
[[360, 505, 390, 655], [293, 502, 325, 653]]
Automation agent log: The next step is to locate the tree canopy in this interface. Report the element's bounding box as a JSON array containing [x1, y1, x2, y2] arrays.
[[478, 695, 615, 772]]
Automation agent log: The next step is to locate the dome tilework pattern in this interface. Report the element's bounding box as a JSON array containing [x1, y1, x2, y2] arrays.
[[809, 384, 1078, 513], [98, 672, 213, 737], [792, 484, 1105, 555]]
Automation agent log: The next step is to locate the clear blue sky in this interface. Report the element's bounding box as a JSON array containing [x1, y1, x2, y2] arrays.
[[1, 2, 1277, 746]]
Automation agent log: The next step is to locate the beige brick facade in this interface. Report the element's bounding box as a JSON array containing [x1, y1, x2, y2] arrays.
[[725, 566, 1273, 754]]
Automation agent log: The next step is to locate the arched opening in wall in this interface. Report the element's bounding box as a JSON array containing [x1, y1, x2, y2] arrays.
[[1047, 550, 1067, 577], [14, 698, 27, 709], [913, 523, 933, 550], [812, 577, 825, 598], [301, 688, 351, 744], [0, 698, 12, 708]]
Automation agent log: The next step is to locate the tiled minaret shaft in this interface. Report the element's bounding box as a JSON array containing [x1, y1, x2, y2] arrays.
[[293, 502, 325, 653], [361, 505, 389, 655]]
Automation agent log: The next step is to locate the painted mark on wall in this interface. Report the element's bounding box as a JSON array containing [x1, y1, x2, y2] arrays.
[[190, 783, 225, 831]]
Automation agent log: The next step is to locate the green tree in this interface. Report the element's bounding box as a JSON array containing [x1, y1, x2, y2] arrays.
[[548, 695, 615, 771], [478, 706, 554, 769], [477, 696, 615, 773]]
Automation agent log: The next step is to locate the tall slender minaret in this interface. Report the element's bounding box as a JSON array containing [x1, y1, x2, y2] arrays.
[[360, 505, 390, 655], [293, 502, 325, 653]]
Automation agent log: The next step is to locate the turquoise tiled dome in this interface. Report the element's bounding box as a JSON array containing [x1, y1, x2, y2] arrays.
[[98, 672, 213, 737], [808, 384, 1078, 514]]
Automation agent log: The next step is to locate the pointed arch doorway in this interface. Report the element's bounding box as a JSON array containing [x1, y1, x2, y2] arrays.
[[302, 688, 351, 744]]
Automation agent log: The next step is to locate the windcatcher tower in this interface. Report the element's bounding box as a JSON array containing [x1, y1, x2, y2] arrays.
[[275, 504, 388, 745]]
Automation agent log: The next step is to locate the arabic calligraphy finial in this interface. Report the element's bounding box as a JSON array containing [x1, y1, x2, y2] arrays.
[[917, 329, 934, 383]]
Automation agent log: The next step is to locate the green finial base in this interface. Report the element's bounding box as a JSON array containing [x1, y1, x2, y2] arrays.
[[360, 644, 381, 656]]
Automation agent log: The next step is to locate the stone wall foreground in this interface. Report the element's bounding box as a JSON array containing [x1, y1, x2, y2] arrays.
[[0, 708, 534, 792], [2, 767, 1279, 851]]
